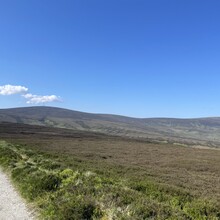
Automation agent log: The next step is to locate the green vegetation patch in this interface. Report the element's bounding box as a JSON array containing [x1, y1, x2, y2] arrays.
[[0, 140, 219, 220]]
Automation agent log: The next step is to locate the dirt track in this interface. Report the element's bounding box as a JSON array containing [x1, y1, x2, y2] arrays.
[[0, 169, 34, 220]]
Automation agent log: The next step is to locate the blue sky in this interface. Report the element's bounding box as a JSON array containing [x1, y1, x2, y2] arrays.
[[0, 0, 220, 118]]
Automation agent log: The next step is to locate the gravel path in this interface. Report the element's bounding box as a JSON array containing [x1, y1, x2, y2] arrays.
[[0, 169, 35, 220]]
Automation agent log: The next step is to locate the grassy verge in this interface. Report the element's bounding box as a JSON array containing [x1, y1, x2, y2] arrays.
[[0, 140, 219, 220]]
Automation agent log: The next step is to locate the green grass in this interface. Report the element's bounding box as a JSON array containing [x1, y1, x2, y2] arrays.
[[0, 140, 219, 220]]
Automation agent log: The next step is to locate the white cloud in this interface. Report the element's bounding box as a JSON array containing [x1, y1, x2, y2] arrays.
[[23, 93, 61, 104], [0, 85, 28, 95], [0, 84, 61, 105]]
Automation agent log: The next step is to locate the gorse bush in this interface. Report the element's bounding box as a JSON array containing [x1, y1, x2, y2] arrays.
[[0, 140, 219, 220]]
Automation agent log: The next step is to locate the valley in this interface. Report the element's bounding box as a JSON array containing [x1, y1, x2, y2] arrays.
[[0, 107, 220, 219]]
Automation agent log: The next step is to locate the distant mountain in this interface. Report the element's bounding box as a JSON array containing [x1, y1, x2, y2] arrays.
[[0, 106, 220, 147]]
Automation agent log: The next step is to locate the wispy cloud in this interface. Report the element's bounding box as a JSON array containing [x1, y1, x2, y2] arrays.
[[0, 85, 28, 95], [23, 93, 61, 104]]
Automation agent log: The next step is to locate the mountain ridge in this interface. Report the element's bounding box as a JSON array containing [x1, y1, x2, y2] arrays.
[[0, 106, 220, 147], [1, 106, 219, 120]]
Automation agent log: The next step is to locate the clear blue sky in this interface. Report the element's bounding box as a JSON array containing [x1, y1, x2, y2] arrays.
[[0, 0, 220, 118]]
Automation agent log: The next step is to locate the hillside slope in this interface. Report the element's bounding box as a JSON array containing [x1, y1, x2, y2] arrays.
[[0, 106, 220, 147]]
